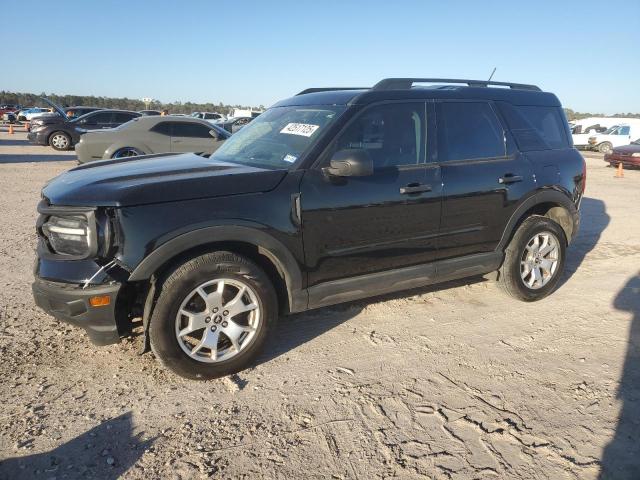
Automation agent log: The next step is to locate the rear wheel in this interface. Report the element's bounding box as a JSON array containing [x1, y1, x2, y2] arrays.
[[49, 132, 71, 151], [112, 147, 143, 159], [499, 216, 566, 301], [598, 142, 613, 154], [149, 251, 277, 380]]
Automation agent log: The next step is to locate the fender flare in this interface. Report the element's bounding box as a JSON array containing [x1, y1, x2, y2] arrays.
[[497, 189, 579, 250], [126, 225, 305, 311]]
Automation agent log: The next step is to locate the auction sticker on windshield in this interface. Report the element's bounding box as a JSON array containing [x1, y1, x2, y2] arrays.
[[280, 123, 320, 137]]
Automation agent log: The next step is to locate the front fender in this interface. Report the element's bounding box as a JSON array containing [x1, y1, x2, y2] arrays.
[[126, 224, 306, 312]]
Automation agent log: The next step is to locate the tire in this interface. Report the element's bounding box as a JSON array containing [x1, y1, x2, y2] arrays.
[[598, 142, 613, 154], [49, 131, 72, 151], [498, 215, 567, 302], [149, 251, 277, 380], [112, 147, 143, 159]]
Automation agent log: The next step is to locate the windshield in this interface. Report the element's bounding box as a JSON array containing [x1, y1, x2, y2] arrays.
[[211, 105, 346, 169], [602, 126, 621, 135]]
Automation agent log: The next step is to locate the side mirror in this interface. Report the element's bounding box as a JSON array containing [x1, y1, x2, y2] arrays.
[[323, 149, 373, 177]]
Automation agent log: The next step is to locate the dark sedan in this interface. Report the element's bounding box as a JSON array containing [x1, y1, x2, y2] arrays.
[[604, 139, 640, 168], [28, 109, 141, 151]]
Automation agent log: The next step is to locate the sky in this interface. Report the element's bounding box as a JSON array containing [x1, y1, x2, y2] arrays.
[[4, 0, 640, 114]]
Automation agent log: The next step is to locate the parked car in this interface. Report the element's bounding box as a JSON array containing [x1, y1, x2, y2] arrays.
[[2, 111, 17, 123], [30, 100, 103, 130], [587, 122, 640, 153], [570, 117, 624, 149], [32, 77, 585, 380], [604, 138, 640, 168], [75, 115, 230, 163], [191, 111, 225, 121], [216, 116, 253, 133], [139, 110, 162, 116], [15, 107, 36, 121], [28, 109, 141, 151], [23, 107, 52, 121]]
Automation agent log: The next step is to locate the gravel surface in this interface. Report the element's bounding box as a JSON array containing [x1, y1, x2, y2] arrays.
[[0, 128, 639, 479]]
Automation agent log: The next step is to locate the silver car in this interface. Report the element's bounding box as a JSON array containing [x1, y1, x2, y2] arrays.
[[75, 115, 230, 163]]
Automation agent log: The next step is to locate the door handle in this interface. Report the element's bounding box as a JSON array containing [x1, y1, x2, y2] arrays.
[[498, 174, 523, 184], [400, 183, 432, 194], [173, 139, 182, 143]]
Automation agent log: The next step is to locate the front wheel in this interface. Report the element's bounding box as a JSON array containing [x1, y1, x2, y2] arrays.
[[49, 131, 72, 151], [498, 216, 566, 301], [598, 142, 613, 154], [149, 251, 277, 380]]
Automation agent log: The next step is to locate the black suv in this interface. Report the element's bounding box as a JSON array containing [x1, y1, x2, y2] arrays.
[[32, 78, 586, 380]]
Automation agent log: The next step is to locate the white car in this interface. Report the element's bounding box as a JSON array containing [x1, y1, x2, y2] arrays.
[[571, 117, 623, 149], [588, 122, 640, 153], [22, 108, 52, 121]]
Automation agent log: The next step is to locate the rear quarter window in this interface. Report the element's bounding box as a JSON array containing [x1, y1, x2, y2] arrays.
[[498, 103, 569, 151]]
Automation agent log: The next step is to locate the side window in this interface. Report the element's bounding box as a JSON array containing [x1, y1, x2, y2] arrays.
[[619, 126, 630, 136], [90, 112, 113, 125], [113, 113, 135, 123], [438, 102, 505, 161], [332, 102, 425, 169], [497, 103, 569, 151], [151, 122, 171, 135], [172, 122, 213, 138]]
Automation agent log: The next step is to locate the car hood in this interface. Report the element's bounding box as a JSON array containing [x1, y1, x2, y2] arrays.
[[42, 153, 288, 207], [613, 143, 640, 154]]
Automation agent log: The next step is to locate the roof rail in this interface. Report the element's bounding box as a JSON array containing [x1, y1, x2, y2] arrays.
[[296, 87, 367, 96], [372, 78, 541, 92]]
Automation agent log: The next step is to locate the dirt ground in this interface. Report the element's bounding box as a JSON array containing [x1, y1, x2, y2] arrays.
[[0, 128, 638, 480]]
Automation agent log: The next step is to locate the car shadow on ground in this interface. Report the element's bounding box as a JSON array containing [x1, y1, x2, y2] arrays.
[[0, 153, 75, 163], [599, 272, 640, 479], [256, 276, 484, 366], [0, 412, 152, 480], [561, 196, 609, 286]]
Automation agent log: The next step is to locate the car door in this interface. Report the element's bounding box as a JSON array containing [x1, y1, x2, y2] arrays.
[[300, 101, 442, 287], [170, 121, 217, 153], [435, 100, 535, 260]]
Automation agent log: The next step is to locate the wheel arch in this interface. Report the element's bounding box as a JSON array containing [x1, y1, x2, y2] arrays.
[[498, 190, 578, 251], [127, 225, 306, 314], [104, 142, 149, 159]]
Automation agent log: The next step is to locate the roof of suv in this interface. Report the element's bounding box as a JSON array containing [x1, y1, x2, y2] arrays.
[[274, 77, 561, 108]]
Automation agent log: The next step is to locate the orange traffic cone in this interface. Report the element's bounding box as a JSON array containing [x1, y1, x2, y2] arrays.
[[615, 162, 624, 178], [8, 123, 14, 134]]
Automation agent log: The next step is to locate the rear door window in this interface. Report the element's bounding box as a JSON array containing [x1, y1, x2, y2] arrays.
[[89, 112, 113, 125], [113, 112, 137, 124], [172, 122, 213, 138], [437, 102, 505, 161]]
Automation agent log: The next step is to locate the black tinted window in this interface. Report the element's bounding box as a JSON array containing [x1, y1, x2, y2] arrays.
[[113, 112, 137, 124], [89, 112, 113, 124], [438, 102, 504, 161], [498, 104, 568, 150], [334, 102, 425, 169], [172, 122, 213, 138], [151, 122, 171, 135]]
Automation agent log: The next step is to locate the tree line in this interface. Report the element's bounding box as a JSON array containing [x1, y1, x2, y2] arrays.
[[0, 91, 265, 115], [1, 91, 638, 120]]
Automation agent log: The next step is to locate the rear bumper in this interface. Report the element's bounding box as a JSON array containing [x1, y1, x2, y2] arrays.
[[32, 278, 121, 346]]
